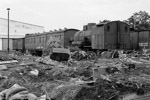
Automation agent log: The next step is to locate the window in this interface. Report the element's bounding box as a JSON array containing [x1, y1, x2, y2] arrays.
[[39, 37, 41, 43], [31, 38, 33, 43], [34, 38, 36, 43], [36, 37, 38, 43], [43, 37, 44, 42]]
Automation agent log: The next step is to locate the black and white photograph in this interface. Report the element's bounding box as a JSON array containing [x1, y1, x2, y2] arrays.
[[0, 0, 150, 100]]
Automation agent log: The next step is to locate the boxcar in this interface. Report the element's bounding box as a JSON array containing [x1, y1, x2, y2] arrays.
[[138, 30, 150, 49], [130, 31, 139, 50], [91, 21, 130, 50], [13, 38, 25, 52]]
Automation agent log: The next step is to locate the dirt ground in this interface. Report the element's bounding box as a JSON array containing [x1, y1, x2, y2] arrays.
[[0, 51, 150, 100]]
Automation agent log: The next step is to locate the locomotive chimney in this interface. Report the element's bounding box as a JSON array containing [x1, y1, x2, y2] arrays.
[[87, 23, 96, 30], [83, 25, 87, 31]]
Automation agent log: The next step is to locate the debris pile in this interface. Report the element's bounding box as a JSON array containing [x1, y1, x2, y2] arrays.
[[0, 50, 150, 99], [0, 55, 16, 61], [71, 50, 97, 61]]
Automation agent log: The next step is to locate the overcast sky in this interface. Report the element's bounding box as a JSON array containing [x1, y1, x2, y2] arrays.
[[0, 0, 149, 31]]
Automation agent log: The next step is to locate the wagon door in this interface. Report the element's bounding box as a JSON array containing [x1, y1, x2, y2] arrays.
[[118, 22, 130, 49], [139, 31, 150, 49], [130, 31, 139, 50], [104, 22, 118, 49]]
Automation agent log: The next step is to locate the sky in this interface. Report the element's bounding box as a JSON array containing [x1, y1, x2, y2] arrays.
[[0, 0, 150, 31]]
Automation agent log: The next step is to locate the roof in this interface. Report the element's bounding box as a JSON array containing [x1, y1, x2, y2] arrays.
[[96, 22, 109, 26], [25, 28, 79, 37], [46, 28, 79, 34], [25, 33, 46, 37], [0, 35, 25, 39], [0, 17, 44, 28]]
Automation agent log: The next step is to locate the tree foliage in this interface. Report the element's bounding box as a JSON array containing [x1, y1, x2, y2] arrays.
[[127, 11, 150, 30], [100, 19, 111, 23]]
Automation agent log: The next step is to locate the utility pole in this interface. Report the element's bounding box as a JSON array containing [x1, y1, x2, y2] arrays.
[[7, 8, 10, 53]]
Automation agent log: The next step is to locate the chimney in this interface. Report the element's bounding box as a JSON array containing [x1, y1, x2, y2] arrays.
[[83, 25, 87, 31], [87, 23, 96, 30]]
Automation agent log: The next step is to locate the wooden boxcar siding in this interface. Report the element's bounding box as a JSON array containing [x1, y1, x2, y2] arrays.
[[12, 39, 18, 50], [2, 38, 13, 51], [64, 30, 78, 48], [104, 21, 130, 50], [130, 31, 139, 50], [91, 21, 130, 50], [138, 31, 150, 49], [91, 26, 105, 49], [18, 38, 25, 50], [118, 22, 130, 49], [104, 22, 118, 49]]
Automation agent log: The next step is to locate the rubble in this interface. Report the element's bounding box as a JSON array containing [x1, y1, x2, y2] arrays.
[[0, 65, 8, 70], [0, 55, 16, 61], [0, 60, 18, 65], [1, 49, 150, 100], [0, 84, 37, 100], [71, 50, 97, 61]]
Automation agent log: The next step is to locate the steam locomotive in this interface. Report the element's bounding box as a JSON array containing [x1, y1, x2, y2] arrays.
[[72, 21, 131, 51]]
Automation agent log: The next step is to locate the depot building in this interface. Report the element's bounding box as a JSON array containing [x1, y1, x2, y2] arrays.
[[0, 18, 44, 51]]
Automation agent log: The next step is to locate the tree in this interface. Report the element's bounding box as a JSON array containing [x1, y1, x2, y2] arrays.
[[127, 11, 150, 30], [99, 19, 111, 23]]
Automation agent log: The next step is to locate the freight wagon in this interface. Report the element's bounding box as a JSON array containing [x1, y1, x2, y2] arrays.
[[130, 30, 150, 50], [13, 38, 25, 52]]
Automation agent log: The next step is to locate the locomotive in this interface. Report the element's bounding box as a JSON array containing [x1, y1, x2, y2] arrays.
[[72, 21, 131, 51]]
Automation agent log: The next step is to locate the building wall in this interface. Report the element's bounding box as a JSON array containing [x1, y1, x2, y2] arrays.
[[0, 39, 2, 50], [0, 18, 44, 37], [2, 38, 13, 51], [0, 18, 44, 51]]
